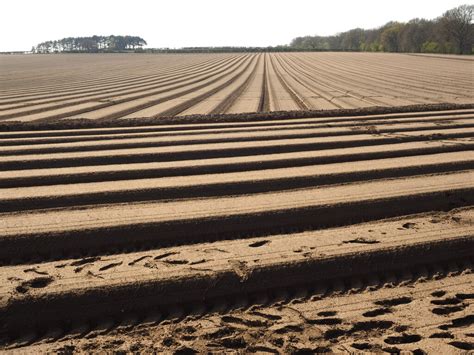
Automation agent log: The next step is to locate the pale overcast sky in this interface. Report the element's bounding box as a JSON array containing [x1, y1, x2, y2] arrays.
[[1, 0, 471, 51]]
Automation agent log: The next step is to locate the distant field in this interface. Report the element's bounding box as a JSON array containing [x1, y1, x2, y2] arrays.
[[0, 52, 472, 122]]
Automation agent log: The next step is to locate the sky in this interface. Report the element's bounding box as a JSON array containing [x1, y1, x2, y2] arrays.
[[0, 0, 471, 51]]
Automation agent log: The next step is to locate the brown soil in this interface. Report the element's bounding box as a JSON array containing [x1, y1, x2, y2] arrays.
[[0, 52, 472, 123], [0, 104, 472, 352], [9, 270, 473, 354]]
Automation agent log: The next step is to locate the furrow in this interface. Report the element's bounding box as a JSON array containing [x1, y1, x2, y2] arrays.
[[0, 171, 473, 264], [1, 127, 472, 170], [1, 113, 473, 147], [155, 56, 258, 117], [2, 105, 473, 134], [2, 55, 250, 122], [209, 54, 263, 114], [1, 209, 472, 337], [0, 140, 471, 188], [2, 120, 473, 155], [1, 152, 473, 212]]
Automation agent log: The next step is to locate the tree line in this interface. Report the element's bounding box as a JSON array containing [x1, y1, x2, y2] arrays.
[[29, 5, 471, 55], [291, 4, 473, 54], [32, 35, 147, 53], [141, 46, 298, 54]]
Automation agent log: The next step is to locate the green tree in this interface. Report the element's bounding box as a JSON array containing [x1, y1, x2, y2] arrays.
[[421, 41, 440, 53], [381, 23, 402, 52], [341, 28, 365, 51]]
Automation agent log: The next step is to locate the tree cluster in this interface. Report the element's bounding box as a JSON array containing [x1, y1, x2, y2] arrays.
[[291, 5, 473, 54], [32, 35, 147, 53]]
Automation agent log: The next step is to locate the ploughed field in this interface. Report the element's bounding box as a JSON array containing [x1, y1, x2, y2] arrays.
[[0, 52, 473, 122], [0, 104, 473, 352]]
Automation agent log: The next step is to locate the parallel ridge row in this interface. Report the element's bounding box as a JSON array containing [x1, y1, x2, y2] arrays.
[[0, 53, 472, 122], [0, 108, 473, 345]]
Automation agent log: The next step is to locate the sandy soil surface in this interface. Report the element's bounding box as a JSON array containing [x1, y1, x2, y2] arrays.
[[0, 106, 472, 352], [0, 53, 472, 122], [9, 270, 473, 353]]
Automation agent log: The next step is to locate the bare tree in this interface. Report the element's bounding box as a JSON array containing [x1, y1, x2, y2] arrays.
[[440, 4, 473, 54]]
